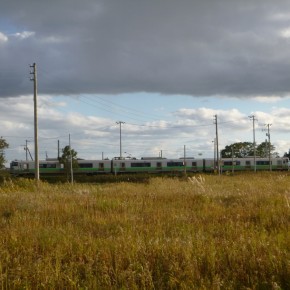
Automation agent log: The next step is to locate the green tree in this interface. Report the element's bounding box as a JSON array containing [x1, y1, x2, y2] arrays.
[[221, 141, 279, 158], [256, 141, 276, 157], [284, 149, 290, 158], [0, 137, 9, 169], [221, 142, 254, 158], [59, 145, 78, 179]]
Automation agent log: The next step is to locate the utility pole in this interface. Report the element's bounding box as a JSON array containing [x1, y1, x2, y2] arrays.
[[25, 140, 28, 161], [30, 63, 39, 180], [57, 140, 60, 160], [265, 124, 272, 171], [184, 145, 187, 175], [212, 139, 216, 171], [22, 140, 33, 161], [69, 134, 74, 183], [214, 115, 220, 174], [22, 140, 30, 161], [116, 121, 125, 159], [231, 145, 235, 174], [249, 115, 257, 172]]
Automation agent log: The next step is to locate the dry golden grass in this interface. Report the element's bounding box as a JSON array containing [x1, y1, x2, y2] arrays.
[[0, 173, 289, 289]]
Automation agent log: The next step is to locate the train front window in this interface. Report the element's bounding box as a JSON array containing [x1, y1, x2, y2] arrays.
[[11, 161, 19, 167]]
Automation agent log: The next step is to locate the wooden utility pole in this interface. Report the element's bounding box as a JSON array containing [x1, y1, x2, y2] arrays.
[[249, 115, 257, 172], [184, 145, 186, 175], [116, 121, 125, 158], [69, 134, 74, 184], [30, 63, 39, 180], [214, 114, 220, 174], [265, 124, 272, 171]]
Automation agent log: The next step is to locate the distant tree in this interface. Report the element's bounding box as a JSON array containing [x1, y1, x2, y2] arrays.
[[221, 142, 253, 158], [59, 145, 78, 179], [256, 141, 276, 158], [0, 137, 9, 169], [284, 149, 290, 158], [221, 141, 280, 158]]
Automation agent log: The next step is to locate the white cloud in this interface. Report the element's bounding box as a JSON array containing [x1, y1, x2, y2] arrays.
[[2, 94, 290, 165], [270, 13, 290, 21], [41, 35, 70, 43], [280, 28, 290, 38], [252, 95, 283, 103], [0, 31, 8, 43], [12, 31, 35, 39]]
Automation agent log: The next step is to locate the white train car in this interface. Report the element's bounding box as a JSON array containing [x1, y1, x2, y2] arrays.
[[10, 160, 62, 175], [112, 157, 204, 174], [76, 159, 112, 174], [221, 157, 289, 171]]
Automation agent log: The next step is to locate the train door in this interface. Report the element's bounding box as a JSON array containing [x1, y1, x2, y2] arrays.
[[157, 162, 162, 170], [245, 160, 251, 170], [99, 163, 104, 171], [121, 162, 126, 171], [276, 159, 282, 170]]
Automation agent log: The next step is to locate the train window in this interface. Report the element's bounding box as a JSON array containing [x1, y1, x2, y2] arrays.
[[79, 163, 93, 168], [11, 161, 19, 166], [256, 161, 270, 165], [157, 162, 162, 169], [39, 164, 47, 168], [47, 164, 56, 168], [167, 162, 184, 167], [121, 163, 125, 168], [223, 161, 241, 166], [131, 163, 151, 167], [99, 163, 104, 169], [192, 162, 197, 166]]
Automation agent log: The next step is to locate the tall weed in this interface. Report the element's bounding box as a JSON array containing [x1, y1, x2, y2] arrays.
[[0, 173, 289, 288]]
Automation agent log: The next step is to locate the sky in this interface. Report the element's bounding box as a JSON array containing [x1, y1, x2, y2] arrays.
[[1, 0, 290, 165]]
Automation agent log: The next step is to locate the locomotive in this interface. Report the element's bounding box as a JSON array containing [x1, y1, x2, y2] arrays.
[[10, 156, 289, 176]]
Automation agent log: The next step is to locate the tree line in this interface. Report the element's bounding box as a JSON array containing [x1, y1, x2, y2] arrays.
[[221, 141, 280, 158]]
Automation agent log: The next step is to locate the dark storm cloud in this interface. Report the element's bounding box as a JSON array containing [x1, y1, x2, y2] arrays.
[[1, 0, 290, 98]]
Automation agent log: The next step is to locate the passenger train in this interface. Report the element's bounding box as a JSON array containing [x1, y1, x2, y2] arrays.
[[10, 156, 289, 176]]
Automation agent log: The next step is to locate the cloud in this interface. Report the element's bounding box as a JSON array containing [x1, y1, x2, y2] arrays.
[[1, 1, 290, 98], [252, 96, 283, 103], [0, 32, 8, 43], [2, 94, 290, 165], [12, 31, 35, 39]]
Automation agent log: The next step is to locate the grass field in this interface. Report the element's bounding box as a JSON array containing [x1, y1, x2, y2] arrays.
[[0, 173, 289, 289]]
